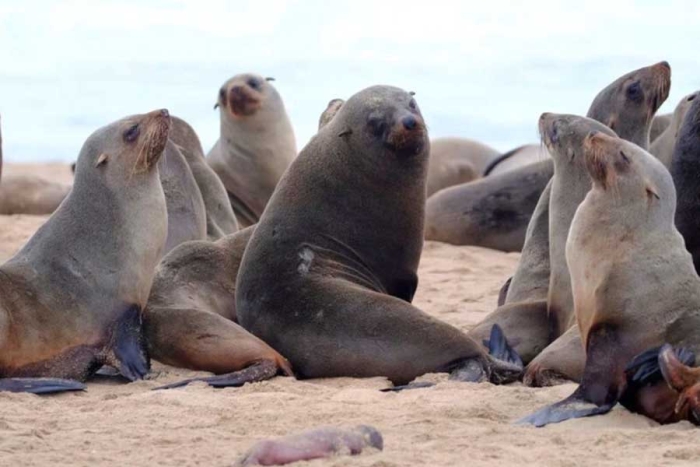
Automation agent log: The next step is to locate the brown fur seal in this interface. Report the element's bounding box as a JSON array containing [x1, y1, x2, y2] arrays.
[[236, 85, 521, 386], [427, 137, 500, 196], [651, 92, 698, 168], [0, 109, 170, 393], [207, 73, 296, 227], [520, 132, 700, 426], [169, 116, 239, 240], [670, 92, 700, 272], [468, 62, 671, 374], [144, 225, 293, 389], [235, 425, 383, 466], [483, 144, 549, 177], [0, 174, 71, 215], [425, 159, 551, 251]]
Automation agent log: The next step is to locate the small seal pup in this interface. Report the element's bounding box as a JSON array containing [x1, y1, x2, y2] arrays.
[[236, 85, 521, 386], [207, 73, 297, 227], [169, 116, 239, 239], [519, 132, 700, 426], [468, 61, 671, 375], [670, 91, 700, 272], [144, 225, 294, 389], [652, 92, 699, 168], [0, 109, 170, 393]]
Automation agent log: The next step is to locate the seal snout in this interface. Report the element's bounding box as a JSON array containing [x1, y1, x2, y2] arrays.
[[228, 84, 262, 117], [538, 113, 559, 148], [385, 111, 426, 156], [140, 108, 171, 169]]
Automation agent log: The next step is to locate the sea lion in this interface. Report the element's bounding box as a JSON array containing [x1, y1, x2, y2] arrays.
[[144, 225, 293, 389], [468, 62, 671, 373], [520, 132, 700, 427], [235, 425, 383, 466], [0, 109, 170, 393], [483, 144, 549, 177], [169, 116, 239, 240], [651, 112, 672, 143], [236, 85, 521, 386], [207, 73, 297, 227], [426, 137, 500, 196], [651, 92, 698, 168], [425, 159, 552, 251], [670, 92, 700, 273]]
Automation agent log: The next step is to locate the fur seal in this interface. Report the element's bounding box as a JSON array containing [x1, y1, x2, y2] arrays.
[[235, 425, 383, 466], [236, 85, 521, 386], [425, 159, 552, 251], [144, 225, 293, 389], [207, 73, 297, 227], [0, 175, 71, 215], [318, 98, 497, 196], [651, 112, 672, 143], [670, 92, 700, 272], [483, 144, 549, 177], [651, 92, 698, 168], [427, 137, 500, 196], [0, 109, 170, 393], [520, 132, 700, 426], [468, 62, 671, 374], [169, 116, 239, 240]]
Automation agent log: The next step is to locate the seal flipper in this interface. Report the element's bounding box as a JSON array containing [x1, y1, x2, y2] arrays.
[[154, 359, 279, 390], [380, 382, 435, 393], [0, 377, 86, 394], [450, 324, 523, 384], [518, 324, 627, 427], [104, 305, 150, 382]]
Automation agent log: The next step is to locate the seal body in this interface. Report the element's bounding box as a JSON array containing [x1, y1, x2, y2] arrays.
[[237, 85, 514, 385], [520, 133, 700, 426], [483, 144, 550, 177], [0, 110, 170, 390], [426, 137, 500, 196], [169, 116, 239, 240], [0, 175, 71, 215], [207, 73, 296, 227], [652, 92, 698, 168]]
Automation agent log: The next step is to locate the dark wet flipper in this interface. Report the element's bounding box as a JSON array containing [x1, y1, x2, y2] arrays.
[[154, 360, 278, 390], [380, 382, 435, 392], [0, 377, 86, 394], [626, 345, 694, 386], [105, 305, 150, 381], [483, 323, 524, 368], [516, 389, 615, 427]]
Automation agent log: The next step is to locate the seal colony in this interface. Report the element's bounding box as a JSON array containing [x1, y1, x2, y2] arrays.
[[5, 60, 700, 464]]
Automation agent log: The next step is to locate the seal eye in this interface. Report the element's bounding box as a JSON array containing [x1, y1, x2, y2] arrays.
[[409, 99, 417, 111], [626, 81, 643, 102], [689, 95, 697, 102], [247, 78, 261, 90], [123, 124, 140, 143], [367, 116, 385, 138]]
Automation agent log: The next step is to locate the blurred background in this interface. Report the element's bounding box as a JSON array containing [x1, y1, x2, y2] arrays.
[[1, 0, 698, 162]]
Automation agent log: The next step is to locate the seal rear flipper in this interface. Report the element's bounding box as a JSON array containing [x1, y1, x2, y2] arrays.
[[154, 359, 279, 390], [516, 387, 615, 427], [380, 381, 435, 392], [0, 377, 86, 394], [104, 305, 150, 382], [483, 323, 524, 368]]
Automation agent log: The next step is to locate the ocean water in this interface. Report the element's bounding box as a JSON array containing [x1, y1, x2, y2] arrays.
[[0, 0, 698, 163]]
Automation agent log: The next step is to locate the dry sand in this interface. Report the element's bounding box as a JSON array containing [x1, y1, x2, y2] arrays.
[[1, 164, 699, 467]]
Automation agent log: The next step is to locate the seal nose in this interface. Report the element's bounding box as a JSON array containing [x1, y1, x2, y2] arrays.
[[160, 109, 169, 118], [402, 115, 418, 131], [657, 61, 671, 71]]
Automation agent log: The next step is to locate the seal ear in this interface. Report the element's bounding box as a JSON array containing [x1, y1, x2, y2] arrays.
[[265, 77, 276, 82], [645, 184, 660, 200], [95, 153, 108, 168], [409, 91, 416, 96]]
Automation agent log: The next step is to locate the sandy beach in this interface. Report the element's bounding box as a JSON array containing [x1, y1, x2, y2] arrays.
[[1, 165, 699, 467]]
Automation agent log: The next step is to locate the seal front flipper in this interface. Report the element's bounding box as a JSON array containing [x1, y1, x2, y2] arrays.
[[0, 377, 86, 394], [103, 305, 150, 382], [154, 359, 279, 390], [518, 324, 628, 427], [450, 324, 523, 384]]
